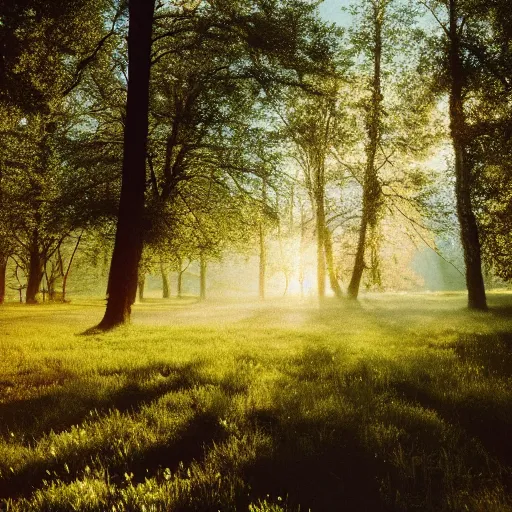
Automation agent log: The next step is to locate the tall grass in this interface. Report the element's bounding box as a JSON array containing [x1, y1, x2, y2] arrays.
[[0, 292, 511, 511]]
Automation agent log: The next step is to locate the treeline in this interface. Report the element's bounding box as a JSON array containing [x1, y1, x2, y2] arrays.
[[0, 0, 510, 326]]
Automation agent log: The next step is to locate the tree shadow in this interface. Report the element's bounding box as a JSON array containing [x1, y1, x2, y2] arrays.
[[0, 360, 207, 443], [241, 417, 388, 512], [391, 332, 512, 467], [109, 410, 227, 488], [239, 345, 388, 512], [0, 409, 226, 501]]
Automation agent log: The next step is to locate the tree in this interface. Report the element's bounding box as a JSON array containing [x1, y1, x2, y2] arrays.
[[347, 0, 387, 300], [421, 0, 489, 309], [282, 83, 347, 299], [456, 0, 512, 284], [0, 0, 116, 304], [97, 0, 156, 329]]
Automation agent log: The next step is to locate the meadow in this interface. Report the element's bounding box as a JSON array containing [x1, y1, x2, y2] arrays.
[[0, 292, 511, 511]]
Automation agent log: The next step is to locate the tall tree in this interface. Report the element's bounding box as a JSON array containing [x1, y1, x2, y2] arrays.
[[98, 0, 155, 329], [447, 0, 487, 309], [421, 0, 487, 309], [347, 0, 387, 300], [95, 0, 340, 325], [457, 0, 512, 285]]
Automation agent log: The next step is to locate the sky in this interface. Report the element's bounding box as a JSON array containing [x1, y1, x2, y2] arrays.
[[318, 0, 352, 27]]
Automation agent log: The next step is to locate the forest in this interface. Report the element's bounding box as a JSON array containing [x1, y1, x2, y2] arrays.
[[0, 0, 511, 510], [0, 0, 510, 318]]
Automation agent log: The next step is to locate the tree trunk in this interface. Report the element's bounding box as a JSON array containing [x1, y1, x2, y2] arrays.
[[62, 231, 82, 302], [26, 236, 44, 304], [259, 221, 266, 300], [299, 201, 306, 299], [138, 274, 145, 302], [259, 177, 267, 300], [177, 270, 184, 298], [324, 227, 343, 298], [448, 0, 487, 310], [161, 261, 170, 298], [315, 189, 326, 299], [199, 253, 207, 301], [98, 0, 155, 329], [348, 1, 383, 300], [0, 253, 7, 304], [45, 264, 55, 301]]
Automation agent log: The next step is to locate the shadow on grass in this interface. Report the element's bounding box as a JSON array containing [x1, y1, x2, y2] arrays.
[[243, 418, 387, 512], [0, 361, 207, 443], [239, 342, 512, 511], [0, 409, 225, 502], [393, 332, 512, 467], [238, 346, 388, 512], [109, 410, 227, 488]]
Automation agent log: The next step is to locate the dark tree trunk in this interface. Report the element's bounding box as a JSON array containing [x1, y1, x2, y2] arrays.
[[45, 264, 55, 301], [0, 253, 7, 304], [98, 0, 155, 329], [315, 188, 326, 299], [62, 232, 82, 302], [347, 213, 368, 300], [61, 273, 69, 302], [448, 0, 487, 310], [138, 274, 145, 302], [26, 236, 44, 304], [161, 261, 170, 298], [199, 253, 207, 301], [348, 2, 383, 300], [324, 227, 343, 298]]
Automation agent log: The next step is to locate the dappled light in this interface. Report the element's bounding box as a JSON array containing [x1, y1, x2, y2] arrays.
[[1, 0, 512, 509]]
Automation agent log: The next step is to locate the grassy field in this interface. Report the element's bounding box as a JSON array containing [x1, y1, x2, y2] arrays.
[[0, 292, 511, 511]]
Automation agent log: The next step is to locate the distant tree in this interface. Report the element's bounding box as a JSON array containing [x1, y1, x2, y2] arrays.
[[282, 81, 348, 299], [339, 0, 443, 298]]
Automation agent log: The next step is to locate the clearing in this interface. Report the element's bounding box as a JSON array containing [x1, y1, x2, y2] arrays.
[[0, 292, 511, 511]]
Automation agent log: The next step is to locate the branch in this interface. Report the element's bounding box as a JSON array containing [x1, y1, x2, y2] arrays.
[[418, 1, 449, 37], [62, 13, 120, 97], [389, 199, 464, 276]]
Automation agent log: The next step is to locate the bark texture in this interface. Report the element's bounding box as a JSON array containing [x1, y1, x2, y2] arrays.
[[324, 227, 343, 298], [348, 1, 383, 300], [315, 187, 326, 299], [161, 261, 170, 298], [98, 0, 155, 328], [448, 0, 487, 310], [138, 274, 145, 302], [177, 270, 184, 298]]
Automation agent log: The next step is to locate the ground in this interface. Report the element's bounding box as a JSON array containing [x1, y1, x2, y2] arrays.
[[0, 292, 511, 511]]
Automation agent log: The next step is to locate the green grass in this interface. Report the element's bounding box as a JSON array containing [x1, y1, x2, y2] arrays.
[[0, 292, 512, 511]]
